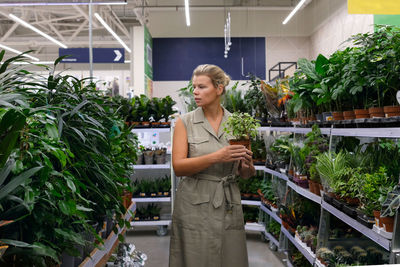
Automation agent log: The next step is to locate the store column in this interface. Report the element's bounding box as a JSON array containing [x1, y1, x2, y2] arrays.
[[133, 25, 153, 97]]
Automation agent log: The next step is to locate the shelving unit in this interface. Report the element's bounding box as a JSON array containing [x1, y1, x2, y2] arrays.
[[131, 128, 173, 235], [281, 226, 315, 265], [132, 163, 170, 169], [131, 220, 171, 226], [322, 201, 391, 251], [132, 197, 171, 203], [79, 203, 136, 267], [241, 200, 261, 206], [256, 125, 399, 266]]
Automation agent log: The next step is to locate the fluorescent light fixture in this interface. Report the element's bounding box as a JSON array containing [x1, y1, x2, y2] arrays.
[[0, 43, 39, 61], [185, 0, 190, 26], [94, 13, 131, 53], [0, 1, 126, 6], [9, 14, 68, 48], [282, 0, 306, 25]]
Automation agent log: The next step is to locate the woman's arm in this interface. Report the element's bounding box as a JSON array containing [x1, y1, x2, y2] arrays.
[[172, 118, 248, 177]]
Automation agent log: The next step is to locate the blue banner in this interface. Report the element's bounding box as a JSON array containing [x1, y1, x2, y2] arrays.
[[59, 48, 125, 63]]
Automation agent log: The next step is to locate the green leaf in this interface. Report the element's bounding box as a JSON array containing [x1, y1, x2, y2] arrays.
[[0, 159, 15, 187], [298, 58, 320, 81], [0, 166, 42, 201], [0, 239, 39, 248], [315, 54, 329, 76], [45, 123, 59, 139], [65, 178, 76, 193]]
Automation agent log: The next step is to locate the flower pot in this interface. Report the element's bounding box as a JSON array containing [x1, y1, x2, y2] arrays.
[[384, 106, 400, 117], [368, 107, 385, 118], [151, 122, 161, 128], [136, 153, 143, 165], [229, 139, 251, 150], [381, 216, 394, 232], [141, 121, 151, 127], [143, 151, 154, 164], [155, 153, 166, 164], [293, 176, 309, 188], [344, 197, 359, 206], [343, 110, 356, 120], [354, 109, 369, 119], [332, 111, 344, 121], [373, 210, 383, 227], [322, 112, 333, 121]]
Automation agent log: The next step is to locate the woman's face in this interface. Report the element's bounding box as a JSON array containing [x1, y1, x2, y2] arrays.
[[192, 75, 223, 107]]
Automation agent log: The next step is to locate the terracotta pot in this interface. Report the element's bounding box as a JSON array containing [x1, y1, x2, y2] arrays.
[[124, 121, 130, 126], [311, 181, 321, 196], [354, 109, 369, 119], [318, 183, 323, 192], [373, 210, 383, 227], [131, 121, 140, 127], [308, 180, 315, 194], [384, 106, 400, 117], [343, 110, 355, 120], [332, 111, 344, 121], [161, 121, 171, 125], [141, 121, 151, 126], [381, 216, 395, 232], [344, 197, 359, 206], [368, 107, 385, 118], [229, 139, 251, 150], [151, 122, 161, 127]]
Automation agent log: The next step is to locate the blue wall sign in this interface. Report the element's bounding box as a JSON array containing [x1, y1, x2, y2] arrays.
[[153, 37, 266, 81], [59, 48, 125, 63]]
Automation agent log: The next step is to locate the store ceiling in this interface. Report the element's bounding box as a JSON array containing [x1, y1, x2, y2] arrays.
[[0, 0, 302, 61]]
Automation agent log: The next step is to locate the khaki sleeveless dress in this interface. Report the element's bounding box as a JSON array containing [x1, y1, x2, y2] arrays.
[[169, 107, 249, 267]]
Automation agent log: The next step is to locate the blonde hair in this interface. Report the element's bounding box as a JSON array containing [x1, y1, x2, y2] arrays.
[[192, 64, 231, 94]]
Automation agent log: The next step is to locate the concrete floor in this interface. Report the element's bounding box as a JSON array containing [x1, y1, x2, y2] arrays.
[[126, 229, 285, 267]]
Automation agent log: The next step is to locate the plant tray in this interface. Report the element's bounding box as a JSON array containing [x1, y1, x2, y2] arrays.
[[253, 161, 266, 166], [331, 198, 343, 211], [323, 194, 333, 204], [356, 214, 374, 229], [151, 124, 170, 128], [293, 177, 309, 188], [342, 204, 358, 219], [133, 124, 151, 128]]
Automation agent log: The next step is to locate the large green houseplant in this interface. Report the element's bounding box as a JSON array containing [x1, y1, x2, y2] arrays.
[[222, 112, 260, 150], [0, 51, 139, 266]]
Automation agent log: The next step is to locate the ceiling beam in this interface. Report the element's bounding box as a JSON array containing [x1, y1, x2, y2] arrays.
[[73, 5, 100, 27], [69, 20, 88, 41], [39, 13, 66, 42], [106, 6, 130, 38]]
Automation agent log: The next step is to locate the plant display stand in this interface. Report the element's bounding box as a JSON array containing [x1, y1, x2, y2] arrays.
[[79, 202, 137, 267], [257, 125, 400, 266], [131, 127, 173, 236]]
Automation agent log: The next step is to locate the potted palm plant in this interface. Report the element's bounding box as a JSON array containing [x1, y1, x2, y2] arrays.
[[222, 112, 260, 150]]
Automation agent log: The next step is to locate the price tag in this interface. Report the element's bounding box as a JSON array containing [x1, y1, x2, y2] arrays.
[[397, 91, 400, 105]]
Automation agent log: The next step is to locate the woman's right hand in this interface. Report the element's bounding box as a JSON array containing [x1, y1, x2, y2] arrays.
[[216, 145, 248, 163]]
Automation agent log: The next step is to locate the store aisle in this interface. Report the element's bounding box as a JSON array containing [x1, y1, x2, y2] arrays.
[[126, 230, 285, 267]]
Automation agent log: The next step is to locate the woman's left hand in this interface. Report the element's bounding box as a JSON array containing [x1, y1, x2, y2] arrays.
[[239, 149, 253, 169]]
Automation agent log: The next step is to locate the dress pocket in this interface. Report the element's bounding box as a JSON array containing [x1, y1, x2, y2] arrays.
[[174, 191, 210, 229], [188, 136, 210, 157]]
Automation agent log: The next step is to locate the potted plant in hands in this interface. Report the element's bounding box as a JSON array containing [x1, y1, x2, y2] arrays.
[[222, 112, 261, 150]]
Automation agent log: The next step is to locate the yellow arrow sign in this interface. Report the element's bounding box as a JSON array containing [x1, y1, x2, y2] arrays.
[[348, 0, 400, 15]]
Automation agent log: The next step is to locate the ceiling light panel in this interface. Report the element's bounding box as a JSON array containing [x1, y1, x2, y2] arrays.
[[0, 43, 39, 61], [9, 14, 68, 48], [94, 13, 131, 53]]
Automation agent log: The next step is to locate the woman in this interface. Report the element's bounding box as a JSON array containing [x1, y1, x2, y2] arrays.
[[169, 64, 256, 267]]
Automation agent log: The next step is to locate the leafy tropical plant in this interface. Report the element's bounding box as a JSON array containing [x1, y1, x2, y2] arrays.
[[222, 112, 260, 141], [177, 81, 196, 113], [0, 51, 138, 265]]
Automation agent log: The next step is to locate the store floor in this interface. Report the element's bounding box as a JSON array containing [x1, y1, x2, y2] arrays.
[[126, 230, 285, 267]]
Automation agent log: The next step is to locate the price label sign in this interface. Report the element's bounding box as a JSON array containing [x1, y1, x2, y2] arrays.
[[397, 91, 400, 104]]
